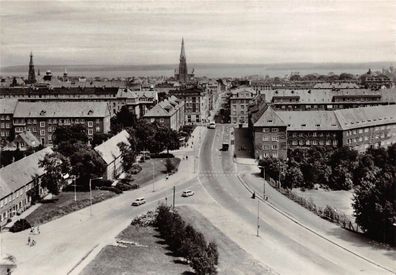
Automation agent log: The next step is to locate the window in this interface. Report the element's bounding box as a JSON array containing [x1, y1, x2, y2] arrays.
[[96, 126, 101, 132], [88, 121, 93, 127], [40, 121, 45, 127], [32, 127, 37, 133], [358, 129, 363, 134], [0, 123, 4, 128], [5, 123, 10, 129], [263, 128, 270, 133], [40, 130, 45, 136], [48, 126, 52, 133], [262, 136, 269, 141], [292, 140, 298, 145], [88, 129, 93, 135], [306, 140, 310, 145], [48, 135, 52, 141], [313, 140, 318, 145], [272, 136, 279, 141], [271, 128, 279, 132]]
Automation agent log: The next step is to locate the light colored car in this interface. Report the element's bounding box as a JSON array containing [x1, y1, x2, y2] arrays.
[[131, 197, 146, 206], [182, 190, 194, 197], [208, 122, 216, 129]]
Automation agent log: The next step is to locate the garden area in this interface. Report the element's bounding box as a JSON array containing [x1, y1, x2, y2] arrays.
[[82, 205, 220, 275]]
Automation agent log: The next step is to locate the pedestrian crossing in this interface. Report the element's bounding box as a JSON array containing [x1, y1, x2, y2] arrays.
[[199, 170, 239, 176]]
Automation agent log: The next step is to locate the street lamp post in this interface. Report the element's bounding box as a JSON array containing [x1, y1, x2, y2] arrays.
[[88, 177, 102, 217], [152, 161, 155, 192], [257, 198, 260, 237]]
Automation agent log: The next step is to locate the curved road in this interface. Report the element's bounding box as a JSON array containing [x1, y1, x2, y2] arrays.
[[198, 124, 395, 274]]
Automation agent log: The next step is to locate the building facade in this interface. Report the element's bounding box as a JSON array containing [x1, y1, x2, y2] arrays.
[[253, 105, 396, 159], [0, 147, 52, 225], [169, 87, 208, 124], [94, 130, 130, 180], [12, 101, 111, 145], [144, 96, 185, 130], [230, 87, 256, 127], [0, 99, 18, 141]]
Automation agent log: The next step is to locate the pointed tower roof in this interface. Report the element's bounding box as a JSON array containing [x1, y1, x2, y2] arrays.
[[180, 38, 186, 59]]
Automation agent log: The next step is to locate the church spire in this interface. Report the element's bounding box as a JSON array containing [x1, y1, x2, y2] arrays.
[[28, 52, 36, 84], [180, 37, 186, 59]]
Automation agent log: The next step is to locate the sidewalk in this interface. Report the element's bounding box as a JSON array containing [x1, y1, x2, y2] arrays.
[[4, 204, 41, 229]]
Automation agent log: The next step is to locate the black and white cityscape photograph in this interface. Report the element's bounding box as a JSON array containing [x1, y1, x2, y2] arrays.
[[0, 0, 395, 274]]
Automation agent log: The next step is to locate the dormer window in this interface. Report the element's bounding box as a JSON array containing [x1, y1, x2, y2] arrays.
[[88, 110, 93, 115], [40, 110, 46, 116]]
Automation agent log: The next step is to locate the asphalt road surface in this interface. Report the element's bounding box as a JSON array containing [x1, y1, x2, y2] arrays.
[[198, 124, 395, 275]]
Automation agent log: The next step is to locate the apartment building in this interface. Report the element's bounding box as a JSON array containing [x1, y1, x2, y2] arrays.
[[253, 105, 396, 159], [260, 88, 396, 111], [144, 96, 185, 131], [169, 87, 208, 124], [0, 99, 18, 141], [230, 87, 256, 127], [12, 101, 110, 145]]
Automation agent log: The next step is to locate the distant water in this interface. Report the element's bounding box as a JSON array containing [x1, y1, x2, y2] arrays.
[[1, 63, 394, 78]]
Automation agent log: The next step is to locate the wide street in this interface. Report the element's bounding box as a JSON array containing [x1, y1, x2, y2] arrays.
[[1, 124, 395, 275], [197, 124, 396, 274]]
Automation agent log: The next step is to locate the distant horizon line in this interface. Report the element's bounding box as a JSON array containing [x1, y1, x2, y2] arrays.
[[2, 61, 396, 69]]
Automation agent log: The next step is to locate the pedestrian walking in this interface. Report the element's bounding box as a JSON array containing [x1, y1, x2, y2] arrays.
[[27, 236, 31, 246], [30, 239, 36, 247], [37, 226, 40, 234]]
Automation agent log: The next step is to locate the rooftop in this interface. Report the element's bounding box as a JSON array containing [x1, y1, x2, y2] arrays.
[[0, 147, 53, 199], [94, 130, 130, 165], [0, 98, 18, 114], [13, 101, 110, 118]]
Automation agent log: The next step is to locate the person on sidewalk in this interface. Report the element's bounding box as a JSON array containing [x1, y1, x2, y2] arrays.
[[27, 236, 31, 246]]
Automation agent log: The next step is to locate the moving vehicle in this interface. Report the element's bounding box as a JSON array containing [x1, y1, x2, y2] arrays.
[[182, 190, 195, 197], [131, 197, 146, 206], [208, 121, 216, 129], [222, 127, 230, 151]]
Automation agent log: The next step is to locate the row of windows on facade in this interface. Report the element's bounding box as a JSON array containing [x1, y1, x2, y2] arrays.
[[14, 118, 102, 125], [232, 110, 247, 115], [345, 125, 396, 136], [231, 104, 248, 110], [14, 126, 100, 136], [0, 182, 34, 208], [346, 133, 394, 144], [0, 130, 10, 137], [289, 139, 338, 146], [0, 122, 11, 129], [0, 115, 11, 120]]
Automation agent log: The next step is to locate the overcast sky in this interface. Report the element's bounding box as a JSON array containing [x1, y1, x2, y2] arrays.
[[0, 0, 395, 66]]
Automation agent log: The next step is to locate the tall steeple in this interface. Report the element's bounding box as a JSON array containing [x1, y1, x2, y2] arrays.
[[28, 52, 36, 84], [178, 37, 188, 83]]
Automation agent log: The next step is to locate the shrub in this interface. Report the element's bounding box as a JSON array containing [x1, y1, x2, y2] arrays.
[[130, 163, 142, 175], [131, 211, 155, 227], [10, 219, 31, 233], [165, 158, 176, 173], [91, 179, 113, 188], [154, 205, 218, 274], [99, 186, 123, 194], [151, 153, 175, 159]]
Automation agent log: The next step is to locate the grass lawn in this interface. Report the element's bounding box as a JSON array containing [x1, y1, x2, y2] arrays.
[[25, 190, 116, 226], [293, 187, 355, 221], [177, 206, 273, 275], [134, 158, 181, 187], [80, 224, 192, 275]]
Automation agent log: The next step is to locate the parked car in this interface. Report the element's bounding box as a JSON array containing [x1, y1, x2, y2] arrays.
[[131, 197, 146, 206], [207, 121, 216, 129], [182, 190, 194, 197]]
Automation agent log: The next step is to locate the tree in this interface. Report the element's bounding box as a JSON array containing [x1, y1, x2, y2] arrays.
[[153, 127, 180, 154], [134, 119, 158, 153], [165, 158, 176, 173], [68, 143, 106, 188], [39, 152, 71, 195], [328, 164, 353, 190], [91, 133, 112, 147], [284, 165, 304, 189], [339, 73, 354, 80], [53, 125, 88, 146], [206, 241, 219, 265], [118, 141, 136, 172], [353, 172, 396, 244], [110, 105, 137, 133]]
